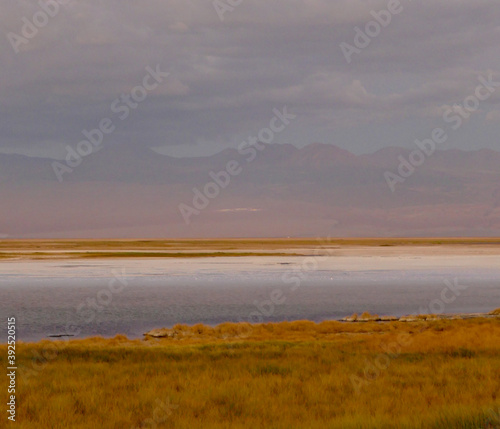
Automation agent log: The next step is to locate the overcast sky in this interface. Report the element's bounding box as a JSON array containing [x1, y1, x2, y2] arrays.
[[1, 0, 500, 159]]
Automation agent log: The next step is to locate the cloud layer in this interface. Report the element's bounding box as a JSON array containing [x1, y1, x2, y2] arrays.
[[1, 0, 500, 158]]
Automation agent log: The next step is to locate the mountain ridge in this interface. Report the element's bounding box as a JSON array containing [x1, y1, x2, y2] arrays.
[[1, 143, 499, 238]]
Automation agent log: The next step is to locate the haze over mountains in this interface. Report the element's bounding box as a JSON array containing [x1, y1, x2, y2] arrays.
[[1, 142, 500, 238]]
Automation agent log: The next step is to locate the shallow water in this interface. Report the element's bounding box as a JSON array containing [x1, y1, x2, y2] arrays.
[[1, 256, 499, 342]]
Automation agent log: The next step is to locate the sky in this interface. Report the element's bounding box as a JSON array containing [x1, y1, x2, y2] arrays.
[[1, 0, 500, 159]]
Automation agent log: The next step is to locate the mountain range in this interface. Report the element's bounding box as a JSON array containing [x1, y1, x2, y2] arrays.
[[1, 142, 499, 238]]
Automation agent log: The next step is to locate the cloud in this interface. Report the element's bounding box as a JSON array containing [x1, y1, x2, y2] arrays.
[[215, 208, 263, 213], [1, 0, 500, 157]]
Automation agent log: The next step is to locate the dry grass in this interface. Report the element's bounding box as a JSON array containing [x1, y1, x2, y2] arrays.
[[4, 317, 500, 428], [1, 237, 500, 260], [0, 251, 299, 260]]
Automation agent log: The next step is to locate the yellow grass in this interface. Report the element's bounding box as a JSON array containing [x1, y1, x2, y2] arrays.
[[2, 237, 500, 250], [1, 237, 500, 260], [4, 317, 500, 428]]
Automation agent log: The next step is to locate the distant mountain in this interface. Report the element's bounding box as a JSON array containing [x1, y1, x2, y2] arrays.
[[1, 143, 500, 238]]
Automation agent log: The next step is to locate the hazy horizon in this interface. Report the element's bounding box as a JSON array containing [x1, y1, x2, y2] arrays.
[[1, 0, 500, 238]]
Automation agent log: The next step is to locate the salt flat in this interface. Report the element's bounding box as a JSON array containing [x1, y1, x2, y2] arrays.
[[1, 245, 499, 279]]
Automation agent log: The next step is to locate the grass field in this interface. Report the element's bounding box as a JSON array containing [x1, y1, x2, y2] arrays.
[[1, 237, 500, 260], [5, 317, 500, 428]]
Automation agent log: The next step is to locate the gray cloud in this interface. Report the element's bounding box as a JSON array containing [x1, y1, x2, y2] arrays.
[[1, 0, 500, 157]]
